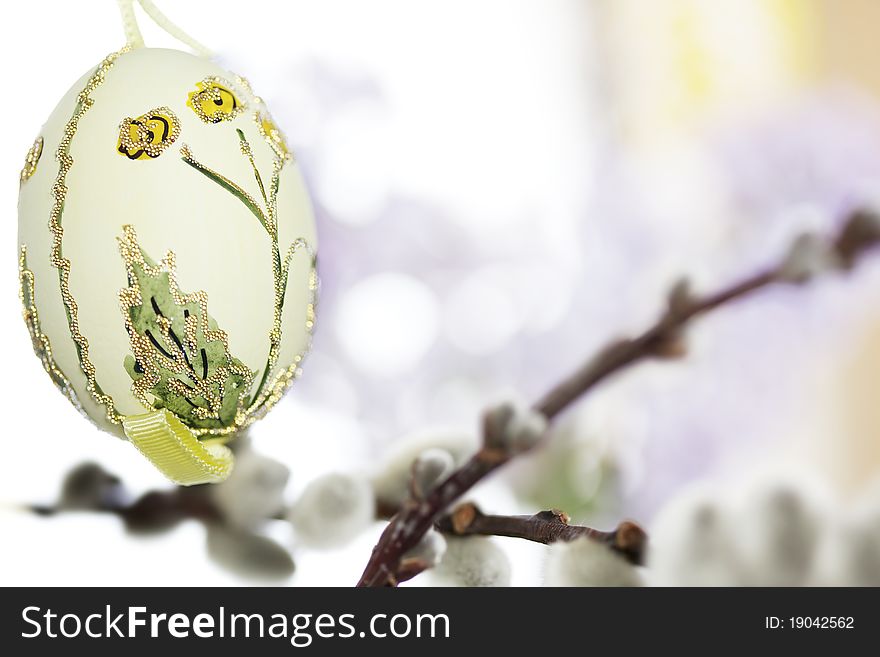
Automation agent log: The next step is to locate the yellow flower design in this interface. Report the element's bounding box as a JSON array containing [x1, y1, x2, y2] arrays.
[[257, 112, 292, 160], [117, 107, 181, 160], [187, 77, 244, 124], [20, 137, 43, 183]]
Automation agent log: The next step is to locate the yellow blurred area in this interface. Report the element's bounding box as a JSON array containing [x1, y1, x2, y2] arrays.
[[595, 0, 813, 145], [595, 0, 880, 145]]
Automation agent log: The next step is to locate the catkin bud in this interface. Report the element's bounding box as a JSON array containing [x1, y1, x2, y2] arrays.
[[778, 233, 836, 284], [824, 487, 880, 586], [210, 447, 290, 530], [834, 523, 880, 586], [648, 487, 747, 586], [431, 537, 512, 587], [544, 536, 643, 587], [403, 529, 447, 568], [484, 402, 548, 453], [289, 473, 375, 548], [411, 448, 455, 498], [206, 525, 295, 580], [739, 483, 821, 586], [371, 430, 477, 511]]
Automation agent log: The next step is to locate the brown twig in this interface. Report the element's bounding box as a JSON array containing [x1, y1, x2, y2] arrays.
[[29, 462, 223, 532], [356, 211, 880, 587], [392, 558, 435, 586], [436, 502, 647, 565]]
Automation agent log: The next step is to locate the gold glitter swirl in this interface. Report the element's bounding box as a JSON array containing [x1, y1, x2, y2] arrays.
[[48, 48, 127, 426], [20, 137, 43, 184], [19, 245, 87, 418]]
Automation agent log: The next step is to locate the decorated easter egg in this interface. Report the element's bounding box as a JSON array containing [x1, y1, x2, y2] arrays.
[[18, 47, 317, 484]]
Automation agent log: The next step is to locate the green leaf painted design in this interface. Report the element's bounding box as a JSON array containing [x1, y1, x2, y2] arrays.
[[179, 144, 273, 236], [118, 225, 253, 431]]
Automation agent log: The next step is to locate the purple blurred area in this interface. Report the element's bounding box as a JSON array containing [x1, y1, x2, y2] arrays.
[[256, 2, 880, 527]]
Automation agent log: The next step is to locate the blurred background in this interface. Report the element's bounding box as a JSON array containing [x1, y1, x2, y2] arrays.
[[1, 0, 879, 586]]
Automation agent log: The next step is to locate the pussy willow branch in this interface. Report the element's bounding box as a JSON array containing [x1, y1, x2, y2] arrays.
[[436, 502, 647, 565], [356, 210, 880, 587], [28, 462, 222, 531]]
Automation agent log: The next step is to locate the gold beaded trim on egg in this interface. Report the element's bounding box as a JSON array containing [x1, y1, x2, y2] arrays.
[[231, 75, 317, 425], [236, 74, 295, 163], [19, 245, 88, 419], [117, 107, 180, 160], [244, 263, 317, 426], [234, 75, 256, 98], [243, 237, 317, 419], [48, 48, 128, 426], [20, 137, 43, 184]]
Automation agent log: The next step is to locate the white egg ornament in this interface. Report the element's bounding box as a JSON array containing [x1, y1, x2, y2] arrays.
[[18, 47, 317, 485]]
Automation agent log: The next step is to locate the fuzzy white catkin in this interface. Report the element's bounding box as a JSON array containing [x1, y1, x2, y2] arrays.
[[738, 484, 821, 586], [210, 447, 290, 530], [403, 529, 447, 568], [205, 525, 295, 580], [504, 404, 548, 452], [832, 523, 880, 586], [431, 537, 512, 587], [289, 473, 375, 548], [484, 401, 548, 452], [411, 448, 455, 497], [778, 233, 837, 284], [544, 537, 643, 587], [371, 429, 477, 510], [648, 488, 747, 586], [827, 487, 880, 586]]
